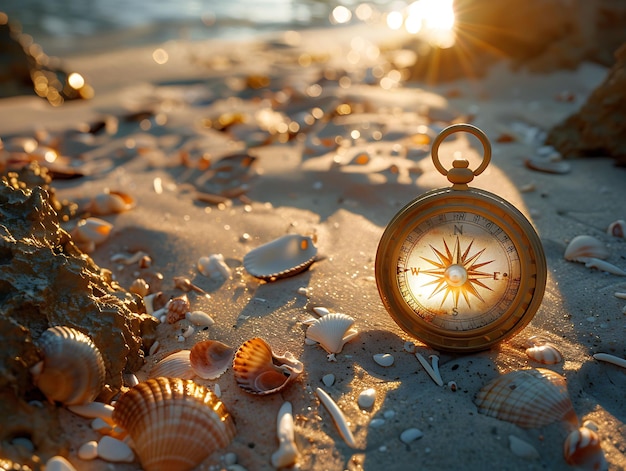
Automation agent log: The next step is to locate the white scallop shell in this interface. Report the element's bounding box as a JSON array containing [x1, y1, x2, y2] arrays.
[[305, 313, 358, 354], [563, 426, 607, 471], [112, 377, 236, 471], [149, 350, 195, 380], [475, 368, 578, 429], [243, 234, 317, 280], [189, 340, 234, 380], [524, 336, 563, 365], [233, 337, 303, 395], [564, 235, 609, 262], [32, 326, 106, 406]]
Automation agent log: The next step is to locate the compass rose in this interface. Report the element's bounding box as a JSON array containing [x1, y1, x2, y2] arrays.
[[420, 236, 494, 311]]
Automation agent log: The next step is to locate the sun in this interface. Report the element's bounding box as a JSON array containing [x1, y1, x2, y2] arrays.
[[420, 236, 494, 311]]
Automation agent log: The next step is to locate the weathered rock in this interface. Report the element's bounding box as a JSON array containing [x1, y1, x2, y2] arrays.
[[0, 175, 158, 467], [546, 43, 626, 167]]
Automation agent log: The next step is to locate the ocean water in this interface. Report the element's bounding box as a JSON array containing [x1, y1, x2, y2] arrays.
[[2, 0, 396, 56]]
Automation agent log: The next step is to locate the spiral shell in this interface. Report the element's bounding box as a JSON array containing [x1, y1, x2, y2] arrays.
[[32, 326, 105, 405], [563, 426, 607, 471], [524, 336, 563, 365], [305, 313, 358, 354], [475, 368, 578, 429], [166, 295, 190, 324], [112, 377, 236, 471], [189, 340, 234, 380], [243, 234, 317, 280], [233, 338, 303, 395]]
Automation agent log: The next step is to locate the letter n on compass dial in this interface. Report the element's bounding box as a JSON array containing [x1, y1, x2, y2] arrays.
[[397, 216, 521, 332]]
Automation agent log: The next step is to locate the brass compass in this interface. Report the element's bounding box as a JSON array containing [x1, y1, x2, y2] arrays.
[[375, 124, 546, 352]]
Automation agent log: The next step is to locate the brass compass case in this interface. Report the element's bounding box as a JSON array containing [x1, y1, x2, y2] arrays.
[[375, 124, 547, 352]]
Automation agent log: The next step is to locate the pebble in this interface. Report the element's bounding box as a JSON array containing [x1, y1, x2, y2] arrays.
[[508, 435, 540, 460], [77, 441, 98, 460], [186, 310, 215, 327], [383, 410, 396, 420], [45, 456, 77, 471], [369, 418, 385, 428], [400, 428, 424, 444], [373, 353, 394, 367], [357, 388, 376, 409], [98, 436, 135, 463], [322, 373, 335, 387]]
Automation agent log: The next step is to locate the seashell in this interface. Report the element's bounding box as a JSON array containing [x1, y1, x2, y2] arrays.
[[475, 368, 578, 429], [197, 254, 232, 280], [607, 219, 625, 238], [582, 258, 626, 276], [89, 190, 135, 215], [315, 387, 357, 449], [415, 353, 443, 386], [78, 441, 99, 460], [593, 352, 626, 369], [524, 336, 563, 365], [373, 353, 394, 367], [524, 156, 571, 174], [357, 388, 376, 409], [173, 276, 210, 297], [564, 235, 609, 262], [45, 456, 78, 471], [149, 350, 195, 379], [67, 402, 115, 425], [70, 217, 113, 252], [32, 326, 105, 406], [508, 435, 540, 460], [189, 340, 234, 380], [185, 310, 215, 327], [271, 402, 299, 468], [166, 294, 190, 324], [563, 426, 607, 471], [305, 313, 358, 355], [243, 234, 317, 280], [129, 278, 150, 297], [233, 337, 303, 395], [112, 377, 236, 471]]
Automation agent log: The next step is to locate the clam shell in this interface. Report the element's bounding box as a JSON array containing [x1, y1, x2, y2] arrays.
[[149, 350, 195, 380], [112, 377, 236, 471], [564, 235, 609, 262], [189, 340, 234, 380], [233, 337, 303, 395], [32, 326, 105, 405], [305, 313, 358, 354], [475, 368, 578, 429], [243, 234, 317, 280], [563, 426, 607, 471]]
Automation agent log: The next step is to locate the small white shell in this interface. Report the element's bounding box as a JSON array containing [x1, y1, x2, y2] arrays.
[[185, 310, 215, 327], [97, 436, 135, 463], [593, 352, 626, 369], [582, 258, 626, 276], [563, 427, 607, 471], [415, 353, 443, 386], [149, 350, 195, 379], [315, 387, 357, 448], [524, 337, 563, 365], [70, 217, 113, 252], [67, 402, 115, 425], [357, 388, 376, 409], [564, 235, 609, 262], [305, 313, 358, 354], [607, 219, 625, 238], [508, 435, 540, 460], [89, 191, 135, 215], [271, 402, 299, 468], [197, 254, 232, 280], [373, 353, 394, 367], [525, 156, 571, 174], [78, 441, 99, 460], [45, 456, 77, 471], [399, 428, 423, 444], [243, 234, 317, 280]]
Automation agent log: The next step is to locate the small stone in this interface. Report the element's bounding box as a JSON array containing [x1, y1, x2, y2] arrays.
[[373, 353, 394, 367], [357, 388, 376, 409], [97, 436, 135, 463], [45, 456, 77, 471], [77, 441, 98, 460], [369, 418, 385, 428], [508, 435, 540, 460], [322, 373, 335, 387], [400, 428, 424, 444]]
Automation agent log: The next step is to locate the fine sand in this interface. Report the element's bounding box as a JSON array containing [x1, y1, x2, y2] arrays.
[[2, 23, 625, 470]]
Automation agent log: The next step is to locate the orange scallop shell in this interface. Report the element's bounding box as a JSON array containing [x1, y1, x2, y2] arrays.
[[33, 326, 105, 405], [233, 337, 303, 395], [475, 368, 578, 429], [189, 340, 234, 380], [112, 377, 236, 471]]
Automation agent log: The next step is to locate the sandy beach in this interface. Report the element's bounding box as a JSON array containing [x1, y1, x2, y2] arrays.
[[1, 19, 625, 471]]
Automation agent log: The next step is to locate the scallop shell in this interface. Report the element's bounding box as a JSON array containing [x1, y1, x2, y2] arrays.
[[305, 313, 358, 354], [112, 377, 236, 471], [524, 336, 563, 365], [243, 234, 317, 280], [32, 326, 105, 406], [475, 368, 578, 429], [189, 340, 234, 380], [564, 235, 609, 262], [563, 426, 607, 471], [149, 350, 195, 380], [233, 337, 303, 395]]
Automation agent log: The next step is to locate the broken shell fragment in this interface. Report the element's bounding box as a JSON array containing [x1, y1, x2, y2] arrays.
[[233, 337, 303, 395], [563, 426, 607, 471], [32, 326, 106, 406], [189, 340, 234, 379], [315, 387, 357, 449], [149, 350, 195, 380], [607, 219, 625, 238], [112, 377, 236, 471], [582, 258, 626, 276], [564, 235, 609, 262], [197, 254, 232, 280], [305, 312, 358, 355], [243, 234, 317, 280], [271, 401, 299, 468], [475, 368, 578, 429]]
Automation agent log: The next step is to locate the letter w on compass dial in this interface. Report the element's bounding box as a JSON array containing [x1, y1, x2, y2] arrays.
[[420, 236, 494, 315]]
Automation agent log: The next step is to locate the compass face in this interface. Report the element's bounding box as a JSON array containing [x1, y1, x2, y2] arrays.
[[376, 188, 546, 352]]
